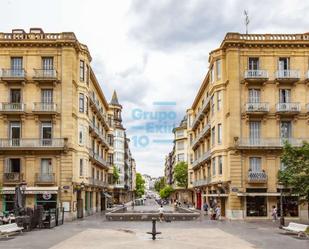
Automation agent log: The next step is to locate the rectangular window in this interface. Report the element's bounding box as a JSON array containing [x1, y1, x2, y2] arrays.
[[248, 89, 260, 103], [211, 127, 215, 146], [10, 89, 21, 103], [210, 66, 214, 83], [85, 96, 89, 115], [211, 95, 214, 116], [86, 64, 89, 84], [79, 93, 84, 113], [217, 124, 222, 144], [280, 121, 291, 140], [10, 122, 21, 146], [216, 60, 221, 80], [11, 57, 23, 76], [80, 60, 85, 81], [41, 121, 52, 146], [41, 89, 53, 106], [212, 157, 216, 176], [79, 159, 83, 176], [40, 159, 52, 180], [218, 156, 223, 175], [249, 121, 260, 145], [79, 125, 84, 145], [280, 160, 286, 171], [177, 153, 185, 162], [279, 89, 291, 103], [217, 91, 222, 111], [278, 57, 290, 70], [248, 57, 259, 70], [42, 57, 53, 70], [249, 157, 261, 172], [6, 158, 21, 173], [177, 141, 184, 150]]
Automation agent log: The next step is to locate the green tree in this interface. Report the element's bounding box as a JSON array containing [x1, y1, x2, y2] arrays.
[[159, 185, 174, 199], [154, 177, 166, 193], [278, 141, 309, 202], [135, 173, 145, 198], [113, 165, 120, 184], [174, 161, 188, 188]]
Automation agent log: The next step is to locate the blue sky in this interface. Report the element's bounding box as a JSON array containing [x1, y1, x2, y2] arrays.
[[2, 0, 309, 176]]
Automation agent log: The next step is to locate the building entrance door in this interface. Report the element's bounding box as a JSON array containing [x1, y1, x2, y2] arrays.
[[196, 192, 201, 210], [77, 190, 83, 219]]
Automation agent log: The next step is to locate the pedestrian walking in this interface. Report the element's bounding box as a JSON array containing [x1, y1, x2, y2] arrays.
[[209, 207, 214, 220], [173, 201, 177, 212], [271, 205, 278, 222], [158, 205, 164, 222], [203, 202, 209, 216], [215, 205, 221, 220]]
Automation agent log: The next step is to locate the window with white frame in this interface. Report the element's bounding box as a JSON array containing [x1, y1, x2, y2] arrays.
[[210, 65, 214, 83], [78, 125, 84, 145], [79, 158, 83, 176], [177, 141, 184, 150], [218, 124, 222, 144], [212, 157, 216, 176], [218, 156, 223, 175], [79, 93, 84, 113], [217, 90, 222, 111], [177, 153, 185, 162], [211, 95, 214, 115], [216, 59, 221, 80], [249, 157, 261, 172], [80, 60, 85, 81], [211, 127, 215, 146]]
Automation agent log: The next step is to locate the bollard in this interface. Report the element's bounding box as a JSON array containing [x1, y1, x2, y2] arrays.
[[146, 218, 161, 240]]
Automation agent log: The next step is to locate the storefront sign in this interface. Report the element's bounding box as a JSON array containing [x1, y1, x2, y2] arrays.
[[63, 186, 70, 190], [231, 187, 239, 192]]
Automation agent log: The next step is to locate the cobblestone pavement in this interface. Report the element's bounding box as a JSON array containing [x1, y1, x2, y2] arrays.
[[0, 199, 308, 249], [127, 198, 174, 212]]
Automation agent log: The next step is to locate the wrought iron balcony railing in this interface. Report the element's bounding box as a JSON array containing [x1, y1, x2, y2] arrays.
[[248, 171, 267, 183], [276, 102, 300, 112], [193, 177, 211, 187], [0, 103, 25, 112], [245, 102, 269, 113], [33, 69, 57, 79], [35, 173, 55, 184], [244, 70, 268, 79], [3, 172, 23, 183], [237, 138, 308, 147], [33, 102, 57, 112], [191, 123, 211, 148], [1, 69, 26, 78], [0, 138, 66, 148], [275, 70, 300, 79]]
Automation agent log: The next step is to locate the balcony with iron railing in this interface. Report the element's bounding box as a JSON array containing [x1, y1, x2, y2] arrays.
[[247, 171, 267, 183], [33, 69, 58, 82], [237, 138, 308, 149], [245, 102, 269, 114], [0, 138, 67, 150], [33, 102, 58, 113], [1, 69, 26, 81], [89, 92, 110, 129], [35, 173, 55, 185], [89, 177, 108, 188], [193, 177, 211, 187], [276, 102, 300, 114], [3, 172, 23, 184], [244, 70, 268, 82], [191, 96, 211, 130], [275, 70, 300, 82], [89, 123, 109, 148], [192, 123, 211, 149], [0, 103, 26, 113], [192, 150, 211, 169], [88, 148, 109, 168]]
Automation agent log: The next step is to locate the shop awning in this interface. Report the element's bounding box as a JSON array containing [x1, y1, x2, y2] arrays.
[[103, 192, 112, 198], [202, 194, 229, 197], [237, 192, 280, 197], [1, 187, 59, 194]]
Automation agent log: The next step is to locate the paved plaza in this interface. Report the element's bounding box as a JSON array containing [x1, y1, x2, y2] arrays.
[[1, 200, 308, 249]]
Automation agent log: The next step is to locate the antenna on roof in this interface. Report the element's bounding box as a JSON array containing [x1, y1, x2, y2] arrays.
[[244, 10, 250, 34]]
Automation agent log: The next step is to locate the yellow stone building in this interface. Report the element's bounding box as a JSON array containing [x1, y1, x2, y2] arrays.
[[0, 28, 135, 220], [188, 32, 309, 220]]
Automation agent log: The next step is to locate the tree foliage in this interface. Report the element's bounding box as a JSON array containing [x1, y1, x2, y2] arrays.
[[113, 165, 120, 184], [159, 185, 174, 199], [135, 173, 145, 198], [154, 177, 166, 193], [278, 142, 309, 202], [174, 161, 188, 188]]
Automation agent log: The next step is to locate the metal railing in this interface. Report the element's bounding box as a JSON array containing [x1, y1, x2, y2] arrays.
[[276, 102, 300, 112], [35, 173, 55, 183], [191, 96, 211, 129], [245, 102, 269, 112], [0, 103, 25, 112], [192, 150, 211, 168], [0, 138, 66, 148], [237, 138, 308, 147], [89, 177, 108, 187], [193, 177, 211, 187], [244, 70, 268, 79], [1, 69, 26, 78], [88, 148, 109, 167], [3, 172, 23, 182], [191, 123, 211, 147], [89, 92, 110, 128], [33, 102, 57, 112], [275, 70, 300, 79], [248, 171, 267, 183], [33, 69, 57, 79]]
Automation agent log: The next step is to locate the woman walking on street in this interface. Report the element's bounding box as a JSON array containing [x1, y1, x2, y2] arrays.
[[158, 205, 164, 222]]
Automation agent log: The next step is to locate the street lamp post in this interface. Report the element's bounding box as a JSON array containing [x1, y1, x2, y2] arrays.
[[278, 182, 285, 228]]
